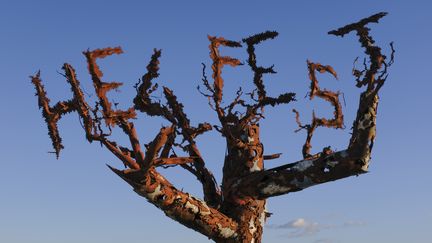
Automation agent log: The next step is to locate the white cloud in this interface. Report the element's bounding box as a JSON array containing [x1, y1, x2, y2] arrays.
[[267, 218, 321, 238], [292, 218, 307, 228], [267, 218, 313, 229], [267, 217, 366, 238]]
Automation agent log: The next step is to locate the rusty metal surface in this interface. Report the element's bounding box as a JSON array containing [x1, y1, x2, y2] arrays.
[[32, 12, 393, 243]]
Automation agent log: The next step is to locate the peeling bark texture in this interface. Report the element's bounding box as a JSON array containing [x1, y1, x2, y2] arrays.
[[32, 12, 393, 242], [220, 124, 266, 243]]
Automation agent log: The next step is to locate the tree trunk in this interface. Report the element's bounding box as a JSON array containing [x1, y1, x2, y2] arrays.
[[221, 124, 266, 243], [31, 12, 392, 243]]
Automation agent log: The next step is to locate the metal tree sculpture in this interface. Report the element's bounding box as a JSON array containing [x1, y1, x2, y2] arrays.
[[32, 13, 393, 243]]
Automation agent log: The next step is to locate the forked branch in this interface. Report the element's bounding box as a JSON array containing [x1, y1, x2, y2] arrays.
[[32, 12, 393, 242], [83, 47, 136, 127], [293, 61, 343, 158], [32, 48, 236, 241], [234, 12, 393, 199], [204, 32, 296, 137]]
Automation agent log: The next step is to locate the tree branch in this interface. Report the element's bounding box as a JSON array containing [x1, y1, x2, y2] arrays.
[[293, 61, 343, 158], [142, 126, 175, 171], [31, 71, 74, 157], [208, 35, 242, 126], [133, 49, 175, 123], [239, 31, 296, 126], [153, 156, 196, 166], [118, 121, 145, 166], [329, 11, 393, 163], [31, 63, 100, 157], [163, 87, 222, 207], [101, 138, 140, 170], [32, 13, 392, 242], [83, 47, 136, 127], [32, 45, 243, 241], [108, 166, 239, 242], [233, 12, 393, 199], [232, 149, 366, 199], [243, 31, 278, 100]]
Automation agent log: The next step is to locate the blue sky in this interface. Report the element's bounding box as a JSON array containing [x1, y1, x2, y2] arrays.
[[0, 1, 431, 242]]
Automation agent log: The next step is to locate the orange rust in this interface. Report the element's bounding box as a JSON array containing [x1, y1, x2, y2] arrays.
[[84, 47, 136, 127], [32, 12, 392, 243], [293, 61, 344, 158], [208, 35, 242, 121]]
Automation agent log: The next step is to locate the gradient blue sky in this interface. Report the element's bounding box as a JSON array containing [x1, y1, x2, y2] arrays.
[[1, 1, 431, 242]]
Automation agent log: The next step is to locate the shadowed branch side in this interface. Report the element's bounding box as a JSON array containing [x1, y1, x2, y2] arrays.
[[234, 12, 393, 199], [208, 35, 242, 128], [83, 47, 136, 127], [32, 12, 392, 243], [32, 48, 236, 241], [133, 49, 221, 207], [240, 31, 296, 127], [293, 61, 343, 158]]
